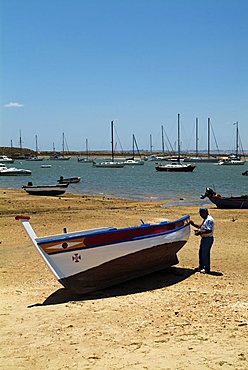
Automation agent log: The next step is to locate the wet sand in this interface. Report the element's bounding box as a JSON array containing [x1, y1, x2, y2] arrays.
[[0, 188, 247, 369]]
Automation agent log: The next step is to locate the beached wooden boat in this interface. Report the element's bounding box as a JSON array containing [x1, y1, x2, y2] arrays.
[[15, 215, 191, 294], [22, 182, 68, 196], [57, 176, 81, 184], [200, 187, 248, 209]]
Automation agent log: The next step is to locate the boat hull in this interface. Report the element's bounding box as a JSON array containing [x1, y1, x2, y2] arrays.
[[57, 177, 81, 184], [93, 161, 124, 168], [22, 184, 68, 196], [155, 164, 195, 172], [184, 157, 219, 163], [0, 169, 31, 176], [209, 196, 248, 209], [59, 240, 184, 293]]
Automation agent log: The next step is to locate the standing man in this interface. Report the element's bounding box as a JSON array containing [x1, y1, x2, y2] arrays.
[[190, 208, 214, 274]]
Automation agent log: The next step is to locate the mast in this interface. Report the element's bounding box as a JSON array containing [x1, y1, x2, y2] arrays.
[[207, 118, 210, 158], [19, 130, 22, 149], [196, 117, 199, 157], [111, 121, 114, 162], [235, 121, 239, 157], [178, 113, 180, 162], [161, 125, 165, 155], [149, 134, 153, 153], [35, 135, 38, 153], [133, 134, 142, 159], [132, 134, 135, 159], [62, 132, 65, 155], [86, 138, 89, 159]]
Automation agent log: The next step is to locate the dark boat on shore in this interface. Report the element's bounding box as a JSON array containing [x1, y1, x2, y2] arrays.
[[22, 182, 68, 196], [57, 176, 81, 184], [200, 187, 248, 209]]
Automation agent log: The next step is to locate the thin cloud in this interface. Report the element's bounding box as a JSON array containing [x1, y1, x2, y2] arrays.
[[4, 102, 24, 108]]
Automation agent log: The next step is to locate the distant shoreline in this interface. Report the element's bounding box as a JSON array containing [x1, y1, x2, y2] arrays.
[[1, 146, 247, 160]]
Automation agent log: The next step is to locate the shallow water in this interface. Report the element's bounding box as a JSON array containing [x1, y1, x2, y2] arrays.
[[0, 158, 247, 205]]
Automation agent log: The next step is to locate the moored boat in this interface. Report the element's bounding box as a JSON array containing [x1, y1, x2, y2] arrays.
[[15, 214, 191, 294], [200, 187, 248, 209], [93, 160, 125, 168], [49, 154, 71, 160], [217, 157, 245, 165], [155, 162, 195, 172], [0, 163, 31, 176], [57, 176, 81, 184], [155, 114, 196, 173], [123, 134, 144, 165], [94, 121, 125, 168], [22, 182, 68, 196], [123, 158, 144, 165], [0, 155, 14, 163]]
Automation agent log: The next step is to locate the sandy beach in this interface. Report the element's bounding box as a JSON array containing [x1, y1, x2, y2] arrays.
[[0, 188, 247, 369]]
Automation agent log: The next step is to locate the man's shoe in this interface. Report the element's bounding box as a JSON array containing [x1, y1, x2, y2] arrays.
[[200, 269, 206, 274]]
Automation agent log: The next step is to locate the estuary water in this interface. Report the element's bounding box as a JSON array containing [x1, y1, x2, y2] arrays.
[[0, 158, 247, 206]]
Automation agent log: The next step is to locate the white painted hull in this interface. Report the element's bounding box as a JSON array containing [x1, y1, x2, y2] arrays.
[[16, 215, 191, 293]]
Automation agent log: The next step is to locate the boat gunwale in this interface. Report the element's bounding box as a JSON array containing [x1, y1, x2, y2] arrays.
[[36, 215, 190, 254]]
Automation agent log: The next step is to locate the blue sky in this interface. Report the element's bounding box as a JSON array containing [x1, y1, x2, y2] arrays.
[[1, 0, 248, 152]]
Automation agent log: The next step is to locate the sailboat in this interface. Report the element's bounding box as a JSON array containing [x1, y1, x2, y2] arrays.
[[155, 114, 196, 172], [184, 118, 219, 163], [147, 125, 174, 161], [25, 135, 43, 161], [123, 134, 144, 165], [49, 133, 71, 160], [93, 121, 125, 168], [78, 138, 94, 163], [217, 122, 245, 165]]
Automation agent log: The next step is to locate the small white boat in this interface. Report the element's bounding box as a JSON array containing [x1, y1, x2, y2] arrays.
[[217, 158, 245, 166], [0, 163, 31, 176], [41, 164, 52, 168], [123, 159, 144, 166], [25, 157, 43, 161], [15, 214, 191, 294], [93, 160, 125, 168], [0, 155, 14, 163], [77, 157, 94, 163]]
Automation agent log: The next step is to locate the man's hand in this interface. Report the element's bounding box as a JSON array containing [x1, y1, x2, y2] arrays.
[[194, 230, 201, 236]]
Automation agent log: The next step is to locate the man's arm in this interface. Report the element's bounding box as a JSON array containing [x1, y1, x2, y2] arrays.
[[189, 220, 201, 229]]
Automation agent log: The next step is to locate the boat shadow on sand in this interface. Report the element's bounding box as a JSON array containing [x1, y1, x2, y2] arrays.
[[28, 266, 218, 307]]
